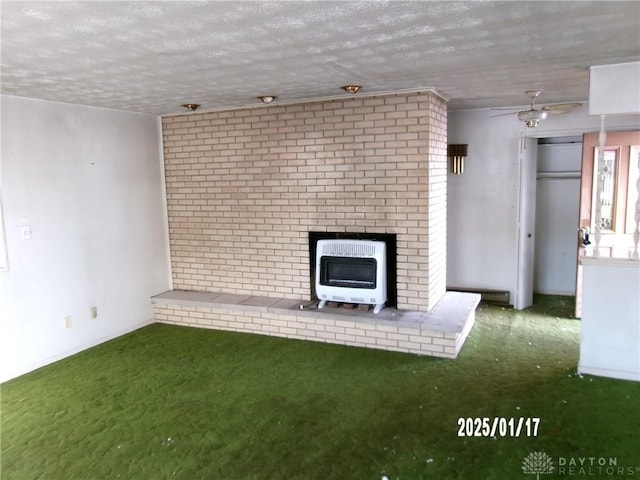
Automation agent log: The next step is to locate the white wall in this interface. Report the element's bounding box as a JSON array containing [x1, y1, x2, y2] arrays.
[[0, 95, 171, 382], [447, 111, 521, 303], [579, 258, 640, 382], [447, 104, 640, 305]]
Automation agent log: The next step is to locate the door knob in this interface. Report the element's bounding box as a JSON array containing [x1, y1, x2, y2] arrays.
[[579, 227, 591, 246]]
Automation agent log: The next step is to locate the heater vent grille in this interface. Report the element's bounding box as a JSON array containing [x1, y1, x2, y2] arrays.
[[322, 241, 376, 257], [321, 241, 377, 258]]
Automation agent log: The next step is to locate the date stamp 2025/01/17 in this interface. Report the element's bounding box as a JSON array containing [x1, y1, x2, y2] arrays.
[[457, 417, 541, 438]]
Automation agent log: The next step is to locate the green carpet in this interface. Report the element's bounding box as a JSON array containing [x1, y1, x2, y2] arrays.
[[2, 296, 639, 479]]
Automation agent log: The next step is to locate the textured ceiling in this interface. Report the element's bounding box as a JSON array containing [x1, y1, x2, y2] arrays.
[[1, 1, 639, 116]]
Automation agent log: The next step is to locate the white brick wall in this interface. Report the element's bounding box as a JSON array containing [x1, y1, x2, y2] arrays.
[[162, 92, 447, 311], [154, 303, 459, 358]]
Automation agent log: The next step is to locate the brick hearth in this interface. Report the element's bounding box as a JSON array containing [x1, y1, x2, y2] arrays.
[[152, 290, 480, 359]]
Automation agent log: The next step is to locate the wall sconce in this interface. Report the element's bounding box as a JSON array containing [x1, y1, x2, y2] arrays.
[[448, 144, 468, 175]]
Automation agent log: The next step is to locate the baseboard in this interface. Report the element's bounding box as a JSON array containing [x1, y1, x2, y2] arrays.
[[534, 290, 576, 296], [0, 318, 155, 383], [578, 365, 640, 382], [447, 287, 510, 306]]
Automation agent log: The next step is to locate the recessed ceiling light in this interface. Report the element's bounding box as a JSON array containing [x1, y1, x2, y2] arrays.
[[341, 85, 361, 94], [182, 103, 200, 111], [258, 96, 277, 104]]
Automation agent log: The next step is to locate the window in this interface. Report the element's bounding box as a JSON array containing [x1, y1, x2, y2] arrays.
[[591, 147, 619, 232], [625, 146, 640, 234]]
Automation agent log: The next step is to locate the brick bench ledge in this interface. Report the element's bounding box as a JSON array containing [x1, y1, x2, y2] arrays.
[[151, 290, 480, 359]]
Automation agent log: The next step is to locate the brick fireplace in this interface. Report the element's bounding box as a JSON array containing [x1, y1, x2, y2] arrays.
[[162, 91, 447, 312]]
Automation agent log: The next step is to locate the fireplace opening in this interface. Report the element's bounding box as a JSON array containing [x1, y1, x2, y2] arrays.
[[309, 231, 397, 308]]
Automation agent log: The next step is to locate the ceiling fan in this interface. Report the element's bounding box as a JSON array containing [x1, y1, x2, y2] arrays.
[[493, 90, 582, 127]]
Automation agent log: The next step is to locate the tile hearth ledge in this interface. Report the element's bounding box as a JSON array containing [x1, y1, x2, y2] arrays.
[[151, 290, 480, 359]]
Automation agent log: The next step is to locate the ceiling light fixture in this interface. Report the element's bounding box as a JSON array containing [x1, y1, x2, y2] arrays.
[[258, 96, 276, 104], [341, 85, 361, 94], [182, 103, 200, 111], [517, 109, 548, 128]]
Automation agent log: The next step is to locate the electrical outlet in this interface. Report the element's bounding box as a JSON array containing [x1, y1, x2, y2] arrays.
[[90, 306, 97, 319], [64, 315, 72, 329], [20, 224, 32, 240]]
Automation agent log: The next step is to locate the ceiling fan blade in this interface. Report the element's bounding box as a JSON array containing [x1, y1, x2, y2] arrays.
[[490, 112, 516, 118], [542, 102, 583, 113], [491, 107, 520, 111]]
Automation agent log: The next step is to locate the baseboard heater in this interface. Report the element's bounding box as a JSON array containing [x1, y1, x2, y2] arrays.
[[447, 287, 510, 306]]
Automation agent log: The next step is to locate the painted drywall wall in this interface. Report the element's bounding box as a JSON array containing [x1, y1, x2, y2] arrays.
[[589, 62, 640, 115], [447, 104, 640, 304], [579, 258, 640, 382], [447, 111, 521, 302], [0, 95, 171, 382]]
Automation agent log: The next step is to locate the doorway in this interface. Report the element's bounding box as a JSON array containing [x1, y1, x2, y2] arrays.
[[533, 137, 582, 297]]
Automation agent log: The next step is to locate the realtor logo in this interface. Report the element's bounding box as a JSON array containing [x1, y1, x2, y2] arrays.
[[522, 451, 555, 479]]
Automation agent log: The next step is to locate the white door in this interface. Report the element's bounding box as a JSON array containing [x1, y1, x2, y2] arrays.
[[515, 137, 538, 310]]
